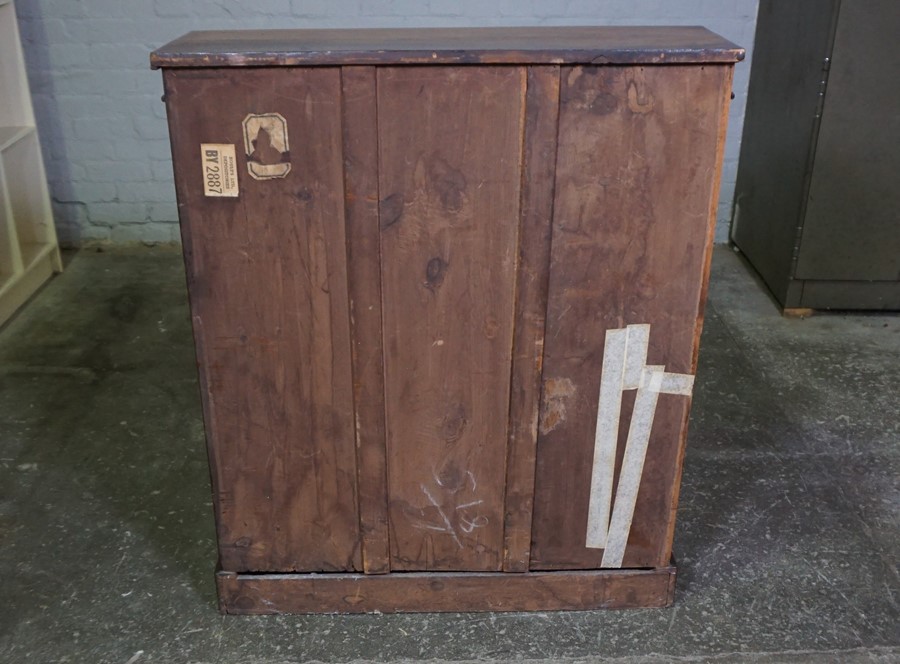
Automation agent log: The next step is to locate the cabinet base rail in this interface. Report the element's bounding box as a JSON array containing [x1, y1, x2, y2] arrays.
[[216, 565, 677, 614]]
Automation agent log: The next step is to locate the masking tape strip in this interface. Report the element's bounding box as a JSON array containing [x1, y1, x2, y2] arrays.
[[622, 324, 650, 390], [585, 327, 628, 548], [601, 364, 697, 567], [601, 365, 665, 568]]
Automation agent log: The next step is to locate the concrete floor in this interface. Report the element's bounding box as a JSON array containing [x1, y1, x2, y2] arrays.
[[0, 246, 897, 664]]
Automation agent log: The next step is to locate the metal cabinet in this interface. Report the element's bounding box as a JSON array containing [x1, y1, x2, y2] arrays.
[[732, 0, 900, 311]]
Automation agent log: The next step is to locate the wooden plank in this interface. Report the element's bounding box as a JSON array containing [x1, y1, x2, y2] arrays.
[[502, 65, 560, 573], [661, 67, 735, 562], [163, 67, 361, 573], [151, 26, 744, 69], [217, 565, 676, 613], [530, 64, 732, 570], [377, 66, 525, 571], [341, 66, 390, 575]]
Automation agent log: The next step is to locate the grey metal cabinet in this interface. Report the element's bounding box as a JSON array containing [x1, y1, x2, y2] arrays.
[[732, 0, 899, 311]]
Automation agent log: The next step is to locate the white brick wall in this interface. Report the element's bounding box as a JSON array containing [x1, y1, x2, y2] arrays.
[[15, 0, 758, 245]]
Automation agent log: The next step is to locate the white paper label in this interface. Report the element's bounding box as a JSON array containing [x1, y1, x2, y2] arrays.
[[200, 143, 239, 197]]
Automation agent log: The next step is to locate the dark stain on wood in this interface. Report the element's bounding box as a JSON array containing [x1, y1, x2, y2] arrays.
[[425, 256, 448, 291], [428, 156, 467, 212], [379, 192, 404, 230], [439, 402, 468, 443]]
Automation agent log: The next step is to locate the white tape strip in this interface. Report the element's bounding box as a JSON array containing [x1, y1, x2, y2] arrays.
[[601, 365, 664, 568], [659, 371, 694, 396], [622, 324, 650, 390], [584, 323, 696, 563], [585, 327, 628, 548]]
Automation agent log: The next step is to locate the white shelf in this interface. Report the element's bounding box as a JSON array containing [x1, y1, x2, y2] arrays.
[[0, 0, 60, 327]]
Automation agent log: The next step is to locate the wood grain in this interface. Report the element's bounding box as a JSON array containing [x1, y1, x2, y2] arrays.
[[151, 26, 744, 69], [164, 67, 361, 572], [661, 67, 734, 560], [529, 64, 732, 570], [502, 65, 560, 573], [341, 66, 391, 575], [217, 565, 676, 613], [377, 66, 525, 571]]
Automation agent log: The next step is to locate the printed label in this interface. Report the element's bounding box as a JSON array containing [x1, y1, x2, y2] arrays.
[[243, 113, 291, 180], [200, 143, 239, 197]]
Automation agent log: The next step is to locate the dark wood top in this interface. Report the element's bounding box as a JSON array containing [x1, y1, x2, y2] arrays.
[[150, 26, 744, 69]]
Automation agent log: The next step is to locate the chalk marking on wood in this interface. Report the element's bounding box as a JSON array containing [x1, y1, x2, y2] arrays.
[[459, 514, 489, 534], [421, 484, 463, 549]]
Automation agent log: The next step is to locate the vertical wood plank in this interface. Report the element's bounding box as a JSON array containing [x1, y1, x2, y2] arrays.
[[377, 66, 525, 571], [341, 65, 391, 574], [662, 66, 734, 559], [530, 64, 731, 570], [502, 65, 560, 573], [164, 67, 361, 573]]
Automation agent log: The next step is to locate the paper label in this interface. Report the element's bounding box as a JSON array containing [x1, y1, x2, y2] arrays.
[[200, 143, 239, 197], [243, 113, 292, 180]]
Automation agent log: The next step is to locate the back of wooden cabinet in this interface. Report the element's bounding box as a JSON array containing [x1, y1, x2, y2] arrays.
[[163, 62, 732, 576]]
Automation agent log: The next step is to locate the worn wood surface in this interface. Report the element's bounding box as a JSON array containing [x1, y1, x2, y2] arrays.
[[661, 67, 734, 562], [217, 565, 676, 613], [164, 67, 361, 572], [502, 65, 560, 573], [341, 66, 391, 575], [377, 66, 525, 571], [529, 64, 732, 570], [160, 44, 737, 604], [151, 26, 744, 69]]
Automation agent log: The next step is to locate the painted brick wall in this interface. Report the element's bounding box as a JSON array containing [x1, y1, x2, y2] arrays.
[[15, 0, 758, 245]]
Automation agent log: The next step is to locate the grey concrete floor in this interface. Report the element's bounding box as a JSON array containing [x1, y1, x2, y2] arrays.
[[0, 246, 898, 664]]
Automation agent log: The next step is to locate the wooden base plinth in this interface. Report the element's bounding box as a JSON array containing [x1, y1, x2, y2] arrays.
[[216, 565, 677, 614], [782, 307, 817, 318]]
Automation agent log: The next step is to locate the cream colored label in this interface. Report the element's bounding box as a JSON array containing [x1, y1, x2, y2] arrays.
[[200, 143, 239, 197], [243, 113, 291, 180]]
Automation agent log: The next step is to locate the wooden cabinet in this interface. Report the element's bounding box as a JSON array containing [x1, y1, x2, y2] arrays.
[[0, 0, 62, 326], [152, 27, 742, 613]]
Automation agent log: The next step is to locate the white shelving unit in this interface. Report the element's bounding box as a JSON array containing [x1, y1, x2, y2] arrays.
[[0, 0, 62, 326]]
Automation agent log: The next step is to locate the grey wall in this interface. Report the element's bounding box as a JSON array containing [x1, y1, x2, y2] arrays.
[[15, 0, 758, 246]]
